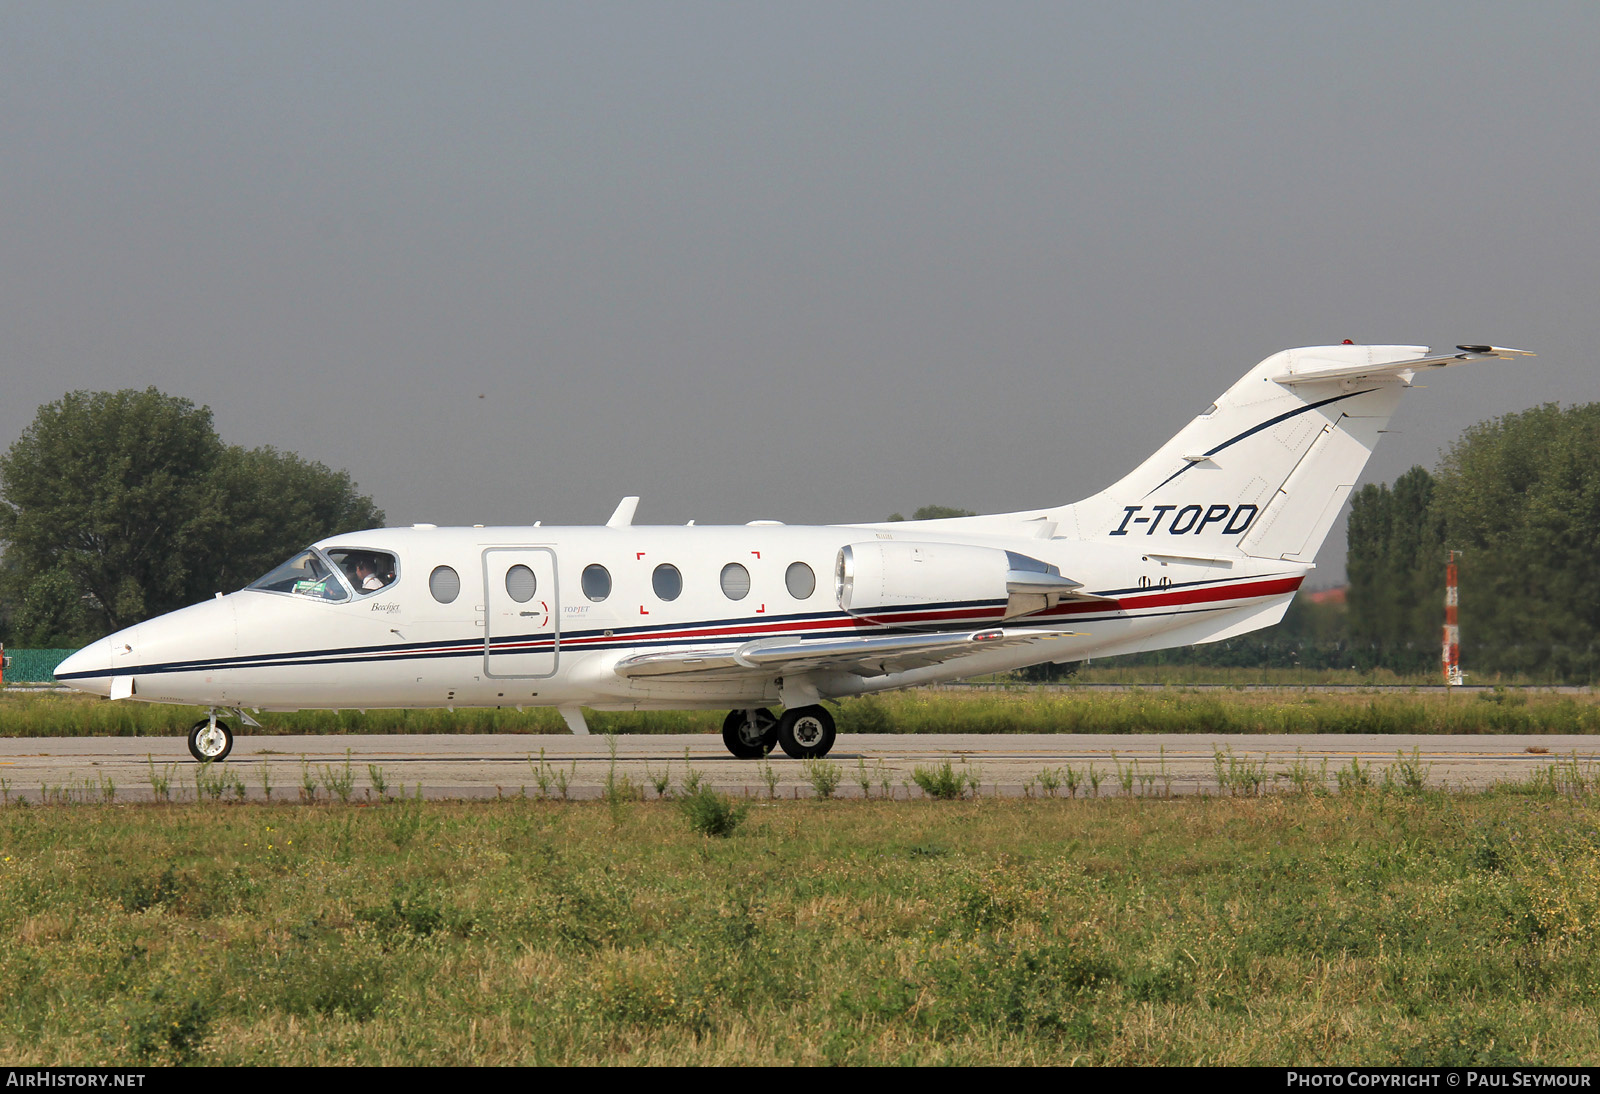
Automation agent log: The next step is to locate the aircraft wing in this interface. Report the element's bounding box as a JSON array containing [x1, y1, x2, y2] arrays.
[[612, 627, 1080, 681]]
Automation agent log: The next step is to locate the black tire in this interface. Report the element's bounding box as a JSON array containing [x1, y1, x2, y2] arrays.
[[777, 705, 835, 759], [721, 707, 778, 759], [187, 717, 234, 763]]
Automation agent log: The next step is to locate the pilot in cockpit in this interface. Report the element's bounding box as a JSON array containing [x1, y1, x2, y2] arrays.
[[354, 556, 386, 592]]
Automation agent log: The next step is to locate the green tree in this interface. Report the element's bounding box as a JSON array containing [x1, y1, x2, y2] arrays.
[[0, 388, 383, 644], [0, 565, 101, 649], [887, 505, 978, 522], [0, 389, 226, 635], [203, 445, 385, 593], [1345, 465, 1443, 673], [1433, 404, 1600, 680]]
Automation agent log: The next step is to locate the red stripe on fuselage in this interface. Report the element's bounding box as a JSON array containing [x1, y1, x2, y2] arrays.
[[550, 573, 1305, 647], [1040, 574, 1305, 617]]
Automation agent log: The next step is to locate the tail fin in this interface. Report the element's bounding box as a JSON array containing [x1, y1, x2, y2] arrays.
[[1044, 344, 1531, 562]]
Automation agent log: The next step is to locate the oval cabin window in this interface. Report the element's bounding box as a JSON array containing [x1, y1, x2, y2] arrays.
[[582, 564, 612, 602], [429, 566, 461, 604], [652, 564, 682, 601], [505, 565, 537, 603], [785, 561, 815, 599], [720, 562, 751, 601]]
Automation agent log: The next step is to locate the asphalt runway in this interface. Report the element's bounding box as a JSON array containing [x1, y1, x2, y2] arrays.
[[1, 732, 1597, 802]]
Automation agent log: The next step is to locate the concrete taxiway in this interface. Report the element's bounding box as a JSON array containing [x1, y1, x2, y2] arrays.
[[0, 733, 1595, 802]]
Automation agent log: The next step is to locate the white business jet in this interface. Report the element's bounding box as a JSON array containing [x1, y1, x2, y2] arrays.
[[55, 342, 1528, 762]]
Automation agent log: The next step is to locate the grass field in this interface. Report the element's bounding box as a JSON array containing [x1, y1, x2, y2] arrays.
[[2, 785, 1598, 1065], [3, 683, 1600, 738]]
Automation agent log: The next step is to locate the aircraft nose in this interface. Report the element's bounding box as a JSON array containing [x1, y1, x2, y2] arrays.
[[54, 636, 116, 696]]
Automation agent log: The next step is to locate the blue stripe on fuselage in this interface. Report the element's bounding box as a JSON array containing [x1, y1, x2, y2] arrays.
[[53, 571, 1283, 681]]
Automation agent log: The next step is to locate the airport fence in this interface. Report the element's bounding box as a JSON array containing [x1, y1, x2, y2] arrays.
[[3, 649, 74, 684]]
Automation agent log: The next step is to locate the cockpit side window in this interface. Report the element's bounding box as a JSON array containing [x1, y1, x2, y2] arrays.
[[246, 549, 351, 602], [326, 549, 399, 596]]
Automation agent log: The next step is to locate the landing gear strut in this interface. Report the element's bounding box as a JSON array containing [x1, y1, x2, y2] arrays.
[[187, 713, 234, 763], [721, 708, 778, 759]]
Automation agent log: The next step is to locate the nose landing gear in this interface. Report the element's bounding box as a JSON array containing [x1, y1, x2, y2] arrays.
[[187, 711, 235, 762]]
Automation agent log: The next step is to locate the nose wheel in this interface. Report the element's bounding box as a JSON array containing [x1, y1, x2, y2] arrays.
[[187, 716, 234, 763]]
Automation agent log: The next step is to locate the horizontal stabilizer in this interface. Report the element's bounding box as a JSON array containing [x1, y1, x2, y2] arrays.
[[1271, 345, 1533, 386]]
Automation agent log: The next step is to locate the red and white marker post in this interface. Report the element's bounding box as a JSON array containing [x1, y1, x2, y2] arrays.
[[1443, 550, 1463, 686]]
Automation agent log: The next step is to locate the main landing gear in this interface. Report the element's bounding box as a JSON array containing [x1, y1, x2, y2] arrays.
[[187, 711, 236, 763], [721, 708, 778, 758], [720, 705, 836, 759]]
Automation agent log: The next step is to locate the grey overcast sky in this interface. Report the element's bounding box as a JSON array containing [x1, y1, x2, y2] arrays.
[[2, 2, 1594, 583]]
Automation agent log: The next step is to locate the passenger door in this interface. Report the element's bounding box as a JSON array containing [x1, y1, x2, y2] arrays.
[[482, 547, 559, 678]]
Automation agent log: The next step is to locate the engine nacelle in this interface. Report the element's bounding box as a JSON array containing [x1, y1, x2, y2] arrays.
[[835, 542, 1086, 623]]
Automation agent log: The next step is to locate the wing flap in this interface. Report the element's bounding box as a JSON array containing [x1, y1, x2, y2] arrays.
[[613, 627, 1080, 681]]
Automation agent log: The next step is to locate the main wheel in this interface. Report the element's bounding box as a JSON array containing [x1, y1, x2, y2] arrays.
[[721, 707, 779, 758], [777, 705, 835, 759], [187, 718, 234, 763]]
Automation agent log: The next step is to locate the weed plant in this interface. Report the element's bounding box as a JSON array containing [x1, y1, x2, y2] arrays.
[[1388, 747, 1432, 795], [645, 762, 673, 800], [912, 760, 981, 800], [601, 732, 643, 806], [803, 759, 843, 800], [145, 758, 173, 803], [1338, 756, 1373, 795], [529, 750, 554, 799], [1280, 751, 1330, 795], [1213, 747, 1267, 797], [677, 786, 747, 837], [320, 752, 356, 804], [679, 750, 704, 797]]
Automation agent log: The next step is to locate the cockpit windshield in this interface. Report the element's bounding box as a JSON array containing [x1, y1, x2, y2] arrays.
[[246, 549, 351, 602]]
